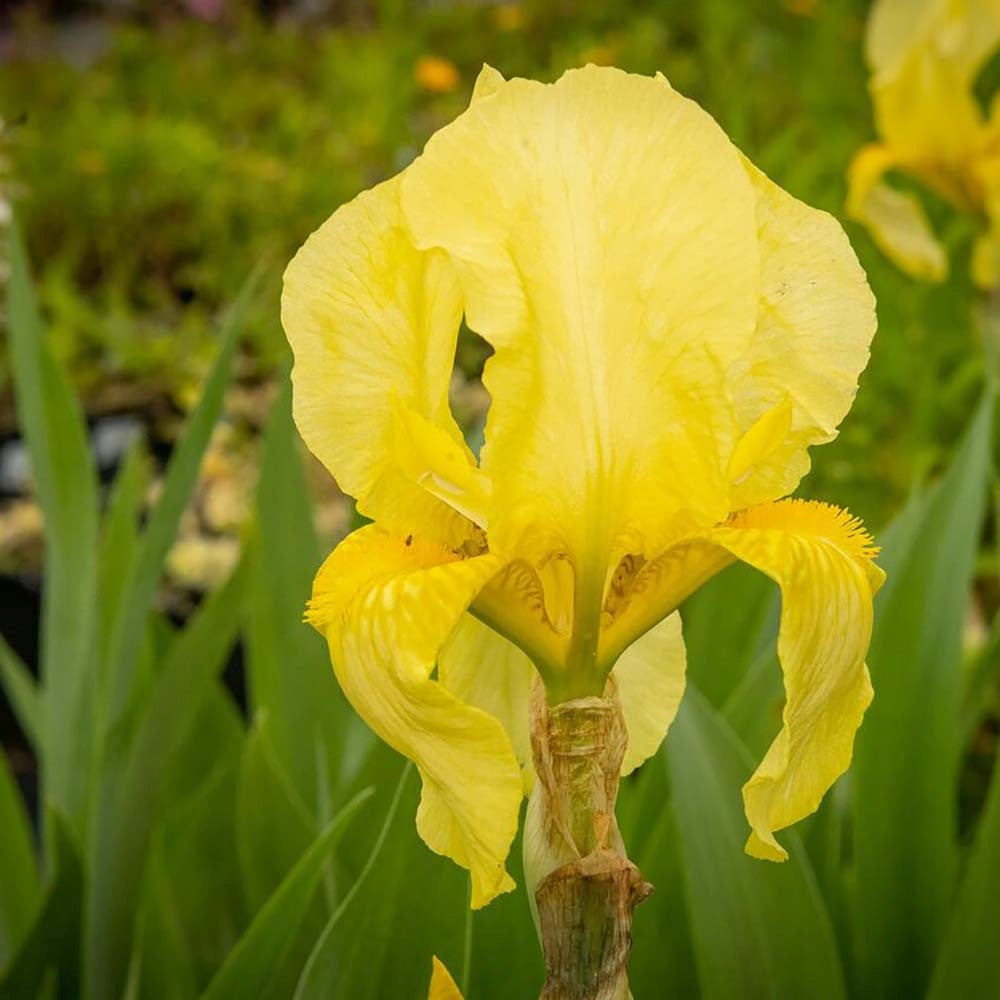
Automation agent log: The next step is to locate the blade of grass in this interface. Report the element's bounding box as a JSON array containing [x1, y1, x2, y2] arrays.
[[6, 216, 98, 828], [0, 634, 40, 750], [853, 392, 994, 998], [0, 748, 38, 968], [681, 561, 776, 708], [152, 749, 246, 987], [294, 757, 467, 1000], [130, 844, 200, 1000], [293, 764, 410, 1000], [97, 439, 148, 666], [0, 812, 82, 1000], [85, 564, 246, 1000], [245, 381, 353, 809], [624, 766, 700, 999], [926, 737, 1000, 998], [200, 788, 373, 1000], [102, 271, 257, 734], [236, 716, 314, 914], [664, 687, 847, 1000], [961, 608, 1000, 742]]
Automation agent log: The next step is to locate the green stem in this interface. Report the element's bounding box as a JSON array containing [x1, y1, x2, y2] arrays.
[[976, 286, 1000, 391], [523, 686, 652, 1000]]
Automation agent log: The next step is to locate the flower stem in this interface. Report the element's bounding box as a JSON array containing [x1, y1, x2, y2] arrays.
[[524, 686, 652, 1000], [975, 286, 1000, 389]]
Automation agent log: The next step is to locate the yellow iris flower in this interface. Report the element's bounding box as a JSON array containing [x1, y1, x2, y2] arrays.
[[847, 0, 1000, 286], [282, 65, 883, 909]]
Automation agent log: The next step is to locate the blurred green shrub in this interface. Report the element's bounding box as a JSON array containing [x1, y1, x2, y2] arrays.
[[2, 13, 421, 403], [0, 0, 991, 528]]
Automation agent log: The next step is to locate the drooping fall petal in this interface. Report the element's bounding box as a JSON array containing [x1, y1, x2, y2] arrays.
[[593, 496, 881, 856], [439, 613, 536, 791], [710, 500, 884, 860], [846, 144, 947, 282], [307, 525, 522, 907]]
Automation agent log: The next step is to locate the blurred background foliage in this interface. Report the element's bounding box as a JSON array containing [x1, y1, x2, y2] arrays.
[[1, 1, 999, 998], [0, 0, 988, 524]]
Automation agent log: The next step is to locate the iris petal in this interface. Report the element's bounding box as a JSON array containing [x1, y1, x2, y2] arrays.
[[308, 525, 522, 907], [282, 175, 479, 547], [402, 65, 761, 586], [846, 144, 947, 282], [440, 610, 687, 786], [439, 614, 536, 792], [731, 157, 878, 507], [710, 500, 883, 860], [613, 612, 687, 775], [428, 957, 463, 1000]]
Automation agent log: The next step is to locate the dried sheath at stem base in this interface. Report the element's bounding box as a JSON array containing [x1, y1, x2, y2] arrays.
[[527, 688, 653, 1000]]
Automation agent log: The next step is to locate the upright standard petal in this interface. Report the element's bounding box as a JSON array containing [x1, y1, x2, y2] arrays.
[[709, 500, 884, 860], [307, 525, 522, 907], [867, 0, 1000, 91], [728, 157, 878, 509], [282, 175, 479, 547], [865, 0, 993, 171], [402, 66, 762, 593]]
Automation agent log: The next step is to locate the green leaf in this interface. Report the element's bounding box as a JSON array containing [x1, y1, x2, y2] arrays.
[[802, 780, 852, 955], [245, 381, 360, 810], [681, 561, 776, 708], [153, 754, 247, 989], [295, 757, 467, 1000], [233, 719, 325, 1000], [7, 215, 99, 826], [468, 827, 542, 1000], [293, 763, 410, 1000], [664, 688, 846, 1000], [103, 272, 257, 733], [721, 645, 783, 760], [131, 846, 200, 1000], [236, 716, 315, 914], [926, 738, 1000, 998], [0, 812, 83, 1000], [161, 685, 245, 808], [97, 439, 149, 667], [0, 633, 41, 750], [0, 749, 39, 968], [619, 763, 700, 999], [853, 392, 994, 997], [84, 564, 246, 1000], [200, 788, 373, 1000], [961, 605, 1000, 742]]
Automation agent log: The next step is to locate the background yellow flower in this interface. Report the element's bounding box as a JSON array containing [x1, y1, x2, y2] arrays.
[[848, 0, 1000, 286]]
